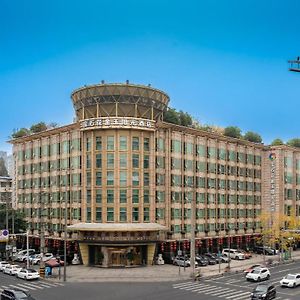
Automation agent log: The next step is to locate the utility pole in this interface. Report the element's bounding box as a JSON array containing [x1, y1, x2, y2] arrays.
[[40, 192, 45, 268]]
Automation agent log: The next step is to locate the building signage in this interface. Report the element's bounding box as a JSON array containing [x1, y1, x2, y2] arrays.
[[80, 117, 156, 131], [269, 152, 276, 213], [0, 229, 9, 243]]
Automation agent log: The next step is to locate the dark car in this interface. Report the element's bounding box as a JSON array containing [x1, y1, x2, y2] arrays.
[[195, 255, 208, 266], [251, 284, 276, 300], [1, 289, 35, 300], [201, 254, 217, 265], [204, 253, 222, 264]]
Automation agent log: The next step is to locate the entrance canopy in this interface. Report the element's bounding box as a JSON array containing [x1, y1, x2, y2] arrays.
[[67, 223, 167, 232]]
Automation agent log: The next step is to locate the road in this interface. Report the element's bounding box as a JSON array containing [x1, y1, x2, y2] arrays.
[[1, 261, 300, 299]]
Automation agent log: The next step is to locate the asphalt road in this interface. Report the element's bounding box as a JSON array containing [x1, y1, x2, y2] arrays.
[[1, 261, 300, 300]]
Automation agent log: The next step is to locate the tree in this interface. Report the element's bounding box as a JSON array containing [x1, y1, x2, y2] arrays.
[[30, 122, 48, 133], [271, 138, 284, 146], [244, 131, 263, 143], [224, 126, 242, 139], [163, 108, 180, 125], [11, 128, 30, 139], [0, 158, 8, 177], [287, 138, 300, 148], [0, 205, 27, 233], [178, 110, 193, 127]]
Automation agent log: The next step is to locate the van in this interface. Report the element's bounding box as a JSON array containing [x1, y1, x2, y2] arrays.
[[222, 248, 245, 260]]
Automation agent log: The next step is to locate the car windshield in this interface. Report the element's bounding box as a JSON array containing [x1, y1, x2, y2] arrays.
[[254, 285, 267, 292], [285, 274, 296, 280], [251, 269, 261, 274], [27, 269, 37, 273]]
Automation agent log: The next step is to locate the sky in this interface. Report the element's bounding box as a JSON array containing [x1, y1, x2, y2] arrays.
[[1, 0, 300, 153]]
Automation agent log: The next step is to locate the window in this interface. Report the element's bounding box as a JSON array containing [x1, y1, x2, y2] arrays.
[[96, 172, 102, 186], [107, 171, 114, 185], [171, 140, 181, 153], [107, 153, 114, 169], [107, 136, 114, 150], [208, 147, 216, 158], [86, 154, 91, 169], [120, 153, 127, 168], [144, 173, 149, 186], [86, 207, 91, 222], [96, 137, 102, 150], [120, 171, 127, 186], [120, 190, 127, 203], [185, 142, 193, 155], [144, 155, 150, 169], [218, 148, 226, 160], [144, 190, 149, 203], [132, 208, 139, 222], [132, 172, 139, 186], [132, 189, 139, 203], [156, 138, 165, 151], [171, 158, 181, 170], [132, 137, 139, 151], [86, 172, 91, 186], [86, 138, 91, 152], [144, 207, 150, 222], [96, 154, 102, 168], [197, 145, 206, 157], [144, 138, 150, 151], [120, 207, 127, 222], [96, 189, 102, 203], [96, 208, 102, 222], [156, 191, 165, 203], [107, 190, 114, 203], [132, 154, 139, 168], [228, 150, 236, 162], [107, 207, 114, 222], [119, 136, 127, 150]]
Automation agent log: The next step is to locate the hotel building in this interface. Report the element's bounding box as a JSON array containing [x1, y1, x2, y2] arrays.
[[10, 82, 300, 267]]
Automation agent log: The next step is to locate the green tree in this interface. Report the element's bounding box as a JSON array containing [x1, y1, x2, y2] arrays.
[[224, 126, 242, 139], [287, 138, 300, 148], [30, 122, 48, 133], [178, 110, 193, 127], [0, 205, 27, 233], [0, 158, 8, 176], [11, 128, 30, 139], [163, 108, 180, 125], [244, 131, 263, 143], [271, 138, 284, 146]]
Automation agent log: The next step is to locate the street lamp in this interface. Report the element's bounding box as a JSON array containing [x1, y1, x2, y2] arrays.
[[225, 227, 231, 270]]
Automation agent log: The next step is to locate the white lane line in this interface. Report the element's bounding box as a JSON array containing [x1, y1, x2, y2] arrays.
[[19, 282, 44, 289], [232, 294, 252, 300], [174, 282, 197, 288], [39, 283, 55, 288], [14, 283, 37, 290], [173, 281, 194, 287], [9, 284, 28, 291], [51, 282, 64, 286], [204, 286, 229, 294], [217, 290, 246, 298], [209, 288, 233, 296], [226, 291, 250, 299]]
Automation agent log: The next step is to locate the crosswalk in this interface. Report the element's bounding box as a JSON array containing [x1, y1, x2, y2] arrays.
[[172, 281, 288, 300], [0, 280, 64, 293]]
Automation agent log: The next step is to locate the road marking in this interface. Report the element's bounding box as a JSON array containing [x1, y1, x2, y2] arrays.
[[9, 284, 28, 291], [183, 284, 212, 292], [193, 285, 217, 293], [178, 283, 207, 290], [173, 281, 196, 288], [216, 290, 246, 298], [14, 283, 37, 290], [204, 286, 229, 294], [20, 282, 44, 289], [232, 294, 252, 300], [226, 291, 250, 299], [209, 288, 234, 296]]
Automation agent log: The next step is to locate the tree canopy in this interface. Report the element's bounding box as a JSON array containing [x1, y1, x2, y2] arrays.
[[287, 138, 300, 148], [30, 122, 48, 133], [271, 138, 284, 146], [224, 126, 242, 139], [0, 205, 27, 233], [11, 122, 58, 139], [243, 131, 262, 143]]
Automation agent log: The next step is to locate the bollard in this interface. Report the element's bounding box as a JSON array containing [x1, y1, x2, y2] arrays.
[[39, 267, 45, 278]]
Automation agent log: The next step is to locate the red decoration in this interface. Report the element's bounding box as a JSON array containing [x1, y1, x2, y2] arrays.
[[160, 242, 164, 252]]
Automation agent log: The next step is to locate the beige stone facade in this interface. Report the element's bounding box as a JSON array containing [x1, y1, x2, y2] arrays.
[[10, 82, 300, 266]]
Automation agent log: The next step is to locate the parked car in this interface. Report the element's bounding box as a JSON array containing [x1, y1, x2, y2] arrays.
[[16, 268, 40, 280], [45, 257, 64, 268], [29, 254, 41, 265], [42, 253, 54, 262], [250, 284, 276, 300], [195, 255, 208, 266], [204, 253, 222, 264], [172, 256, 198, 267], [222, 248, 245, 260], [253, 246, 277, 255], [13, 250, 35, 262], [219, 253, 229, 263], [246, 267, 271, 282], [237, 249, 252, 259], [0, 261, 10, 272], [1, 288, 36, 300], [3, 265, 22, 276], [244, 264, 263, 274], [280, 273, 300, 288]]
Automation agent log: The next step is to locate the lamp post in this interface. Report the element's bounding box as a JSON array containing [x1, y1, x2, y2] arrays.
[[225, 228, 231, 270], [63, 188, 67, 282]]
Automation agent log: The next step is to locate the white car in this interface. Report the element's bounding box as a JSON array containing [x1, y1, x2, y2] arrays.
[[17, 268, 40, 280], [246, 267, 270, 282], [29, 254, 42, 265], [42, 253, 54, 262], [0, 261, 10, 271], [3, 264, 22, 275], [222, 248, 245, 260], [280, 274, 300, 288]]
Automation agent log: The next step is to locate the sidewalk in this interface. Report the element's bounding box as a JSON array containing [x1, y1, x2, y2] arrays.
[[47, 250, 300, 283]]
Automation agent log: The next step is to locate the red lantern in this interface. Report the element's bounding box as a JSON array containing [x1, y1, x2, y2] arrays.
[[173, 242, 177, 251], [160, 242, 164, 252], [186, 241, 190, 249], [74, 242, 78, 252]]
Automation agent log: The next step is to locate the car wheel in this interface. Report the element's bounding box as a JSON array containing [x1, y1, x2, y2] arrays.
[[257, 277, 261, 282], [267, 274, 270, 280], [293, 283, 296, 288]]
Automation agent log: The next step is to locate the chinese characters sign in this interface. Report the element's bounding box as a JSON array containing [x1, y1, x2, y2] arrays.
[[80, 117, 156, 131]]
